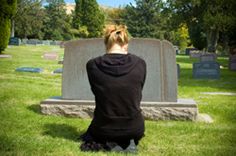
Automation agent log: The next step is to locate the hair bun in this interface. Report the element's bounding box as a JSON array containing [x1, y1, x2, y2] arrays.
[[116, 31, 121, 35]]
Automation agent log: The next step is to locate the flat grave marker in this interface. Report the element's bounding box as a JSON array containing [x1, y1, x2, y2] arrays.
[[43, 52, 59, 60], [16, 67, 43, 73]]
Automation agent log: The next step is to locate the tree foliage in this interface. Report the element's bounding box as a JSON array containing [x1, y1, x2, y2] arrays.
[[14, 0, 45, 39], [169, 0, 236, 52], [43, 0, 73, 40], [72, 0, 105, 38], [0, 0, 17, 53], [121, 0, 164, 38], [102, 7, 124, 25]]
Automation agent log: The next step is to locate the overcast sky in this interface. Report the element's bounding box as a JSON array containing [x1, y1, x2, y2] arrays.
[[64, 0, 135, 7]]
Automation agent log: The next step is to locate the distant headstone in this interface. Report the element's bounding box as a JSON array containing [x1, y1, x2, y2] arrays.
[[27, 39, 38, 45], [58, 56, 64, 64], [190, 51, 202, 58], [229, 55, 236, 71], [185, 48, 198, 55], [58, 60, 63, 64], [200, 53, 217, 62], [50, 41, 61, 45], [174, 46, 179, 55], [9, 37, 21, 46], [193, 62, 220, 79], [43, 52, 58, 60], [42, 40, 51, 45], [0, 54, 12, 58], [21, 38, 28, 44], [60, 41, 65, 48], [177, 64, 180, 79], [16, 67, 43, 73], [53, 68, 63, 74]]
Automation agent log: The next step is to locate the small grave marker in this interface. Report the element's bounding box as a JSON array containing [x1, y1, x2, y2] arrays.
[[43, 52, 58, 60], [53, 68, 63, 74], [229, 55, 236, 71], [9, 37, 21, 46], [177, 64, 180, 79], [200, 53, 217, 62], [15, 67, 43, 73], [190, 51, 202, 58], [0, 54, 12, 58], [185, 47, 198, 55]]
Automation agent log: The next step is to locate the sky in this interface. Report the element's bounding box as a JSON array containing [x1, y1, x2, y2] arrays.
[[65, 0, 135, 7]]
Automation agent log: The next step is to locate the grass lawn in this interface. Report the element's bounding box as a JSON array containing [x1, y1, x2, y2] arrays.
[[0, 45, 236, 156]]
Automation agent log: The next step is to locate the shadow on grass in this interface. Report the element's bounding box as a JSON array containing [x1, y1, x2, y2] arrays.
[[43, 123, 85, 142], [27, 104, 42, 115]]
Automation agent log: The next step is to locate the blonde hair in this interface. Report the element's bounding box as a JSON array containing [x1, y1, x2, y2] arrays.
[[104, 25, 129, 52]]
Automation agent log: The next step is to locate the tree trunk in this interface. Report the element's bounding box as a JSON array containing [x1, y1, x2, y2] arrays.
[[207, 28, 219, 53], [10, 18, 15, 37], [222, 33, 229, 56]]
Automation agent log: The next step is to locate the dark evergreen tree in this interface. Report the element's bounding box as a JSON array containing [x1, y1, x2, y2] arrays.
[[0, 0, 17, 53], [72, 0, 105, 38], [121, 0, 164, 38], [14, 0, 45, 39], [43, 0, 73, 40]]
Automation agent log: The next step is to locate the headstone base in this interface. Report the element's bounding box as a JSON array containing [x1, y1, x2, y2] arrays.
[[40, 98, 198, 121]]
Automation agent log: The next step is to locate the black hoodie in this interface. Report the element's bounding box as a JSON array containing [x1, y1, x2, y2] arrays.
[[86, 53, 146, 141]]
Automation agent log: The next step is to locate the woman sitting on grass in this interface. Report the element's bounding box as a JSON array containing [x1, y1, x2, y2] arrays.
[[80, 25, 146, 152]]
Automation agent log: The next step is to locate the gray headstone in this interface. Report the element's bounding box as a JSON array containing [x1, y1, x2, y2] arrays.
[[185, 48, 198, 55], [15, 67, 43, 73], [27, 39, 38, 45], [193, 62, 220, 79], [200, 53, 217, 62], [22, 38, 28, 44], [9, 37, 21, 46], [177, 64, 180, 79], [190, 51, 202, 58], [53, 68, 63, 74], [62, 38, 177, 102], [174, 46, 179, 55], [229, 55, 236, 71]]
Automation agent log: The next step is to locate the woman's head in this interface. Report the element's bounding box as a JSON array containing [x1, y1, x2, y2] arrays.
[[104, 25, 129, 52]]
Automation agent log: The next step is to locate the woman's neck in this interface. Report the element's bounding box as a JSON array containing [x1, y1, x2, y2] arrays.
[[108, 44, 128, 54]]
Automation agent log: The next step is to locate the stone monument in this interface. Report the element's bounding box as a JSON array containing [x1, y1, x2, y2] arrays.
[[40, 38, 198, 121], [229, 54, 236, 71], [193, 53, 220, 79]]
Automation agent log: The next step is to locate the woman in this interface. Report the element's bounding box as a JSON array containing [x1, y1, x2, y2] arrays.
[[80, 25, 146, 152]]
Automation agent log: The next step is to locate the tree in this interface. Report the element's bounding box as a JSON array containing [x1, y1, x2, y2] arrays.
[[72, 0, 105, 38], [121, 0, 165, 38], [43, 0, 73, 40], [203, 0, 236, 52], [102, 7, 124, 25], [0, 0, 17, 53], [169, 0, 236, 53], [14, 0, 45, 39], [176, 24, 191, 51]]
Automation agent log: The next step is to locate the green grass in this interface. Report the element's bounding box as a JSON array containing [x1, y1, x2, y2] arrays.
[[0, 45, 236, 156]]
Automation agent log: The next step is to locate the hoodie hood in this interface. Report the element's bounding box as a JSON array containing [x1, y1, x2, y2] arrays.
[[94, 53, 139, 76]]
